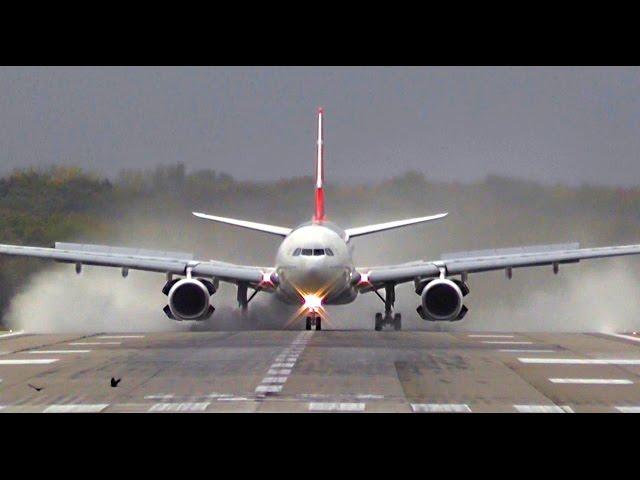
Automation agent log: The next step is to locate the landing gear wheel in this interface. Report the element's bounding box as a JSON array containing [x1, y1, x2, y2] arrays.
[[305, 317, 312, 331], [374, 312, 383, 331], [315, 317, 322, 331], [393, 313, 402, 331]]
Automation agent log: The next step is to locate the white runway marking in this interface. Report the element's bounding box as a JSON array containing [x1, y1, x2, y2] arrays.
[[482, 341, 533, 345], [255, 331, 313, 395], [218, 397, 251, 402], [0, 359, 58, 365], [308, 402, 365, 412], [255, 385, 282, 393], [44, 404, 109, 413], [549, 378, 633, 385], [68, 342, 121, 345], [514, 405, 567, 413], [0, 330, 25, 339], [144, 394, 175, 400], [519, 358, 640, 365], [149, 402, 210, 412], [29, 350, 90, 354], [615, 406, 640, 413], [97, 335, 145, 339], [604, 333, 640, 343], [468, 334, 515, 338], [499, 349, 556, 353], [261, 377, 288, 384], [411, 403, 472, 413]]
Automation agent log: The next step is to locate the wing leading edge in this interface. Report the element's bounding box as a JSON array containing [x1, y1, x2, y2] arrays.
[[0, 243, 267, 284], [360, 243, 640, 286]]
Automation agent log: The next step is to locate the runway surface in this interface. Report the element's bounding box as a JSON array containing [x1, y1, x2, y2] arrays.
[[2, 329, 640, 412]]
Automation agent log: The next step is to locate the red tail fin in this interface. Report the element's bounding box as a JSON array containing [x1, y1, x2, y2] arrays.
[[314, 107, 326, 221]]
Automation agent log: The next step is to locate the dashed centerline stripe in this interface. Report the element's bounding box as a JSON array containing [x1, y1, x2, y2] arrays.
[[482, 341, 533, 345], [519, 358, 640, 365], [97, 335, 145, 339], [411, 403, 472, 413], [255, 331, 313, 395], [514, 405, 568, 413], [499, 349, 556, 353], [44, 404, 109, 413], [29, 350, 91, 354], [603, 333, 640, 344], [308, 402, 365, 412], [0, 359, 58, 365], [615, 406, 640, 413], [468, 334, 515, 338], [549, 378, 633, 385], [149, 402, 210, 412], [68, 342, 121, 346]]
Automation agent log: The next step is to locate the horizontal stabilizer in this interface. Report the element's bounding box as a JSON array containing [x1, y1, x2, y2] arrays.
[[345, 213, 448, 238], [55, 242, 194, 260], [441, 243, 580, 260], [192, 212, 292, 237]]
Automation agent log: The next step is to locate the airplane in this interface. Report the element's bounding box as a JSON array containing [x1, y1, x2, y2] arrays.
[[3, 107, 640, 331]]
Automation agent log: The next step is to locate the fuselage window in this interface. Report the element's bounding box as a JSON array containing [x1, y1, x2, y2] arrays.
[[301, 249, 313, 256], [292, 248, 301, 256], [313, 249, 324, 256], [325, 248, 334, 256]]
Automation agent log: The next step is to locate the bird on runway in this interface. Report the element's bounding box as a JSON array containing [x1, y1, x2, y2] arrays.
[[28, 383, 43, 392], [110, 377, 121, 387]]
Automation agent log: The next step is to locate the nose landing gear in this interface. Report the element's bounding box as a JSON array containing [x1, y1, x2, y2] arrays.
[[305, 315, 322, 331], [373, 283, 402, 331]]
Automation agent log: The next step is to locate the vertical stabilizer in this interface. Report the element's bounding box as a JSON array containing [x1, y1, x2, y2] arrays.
[[314, 107, 326, 221]]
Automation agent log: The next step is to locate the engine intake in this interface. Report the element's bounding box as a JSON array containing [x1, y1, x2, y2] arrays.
[[163, 278, 216, 321], [417, 278, 466, 322]]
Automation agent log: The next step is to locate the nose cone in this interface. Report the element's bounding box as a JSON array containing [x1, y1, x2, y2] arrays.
[[287, 265, 345, 296]]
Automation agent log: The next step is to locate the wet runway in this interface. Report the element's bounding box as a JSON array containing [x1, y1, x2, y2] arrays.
[[2, 328, 640, 412]]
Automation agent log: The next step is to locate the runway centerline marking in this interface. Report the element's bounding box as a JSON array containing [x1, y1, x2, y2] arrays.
[[97, 335, 145, 339], [68, 342, 121, 346], [482, 341, 533, 345], [149, 402, 210, 412], [308, 402, 365, 412], [615, 406, 640, 413], [519, 358, 640, 365], [468, 334, 515, 338], [549, 378, 633, 385], [29, 350, 91, 354], [0, 359, 58, 365], [0, 330, 25, 339], [44, 404, 109, 413], [603, 333, 640, 344], [255, 331, 313, 395], [499, 349, 555, 353], [514, 405, 567, 413], [411, 403, 472, 413]]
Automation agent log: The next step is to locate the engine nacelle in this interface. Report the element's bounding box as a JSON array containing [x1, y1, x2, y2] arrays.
[[417, 278, 466, 322], [163, 278, 216, 321]]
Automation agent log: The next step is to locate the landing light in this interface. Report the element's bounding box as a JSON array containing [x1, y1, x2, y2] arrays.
[[303, 294, 323, 312]]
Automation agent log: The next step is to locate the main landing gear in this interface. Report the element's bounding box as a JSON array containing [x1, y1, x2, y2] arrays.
[[305, 314, 322, 331], [373, 283, 402, 331]]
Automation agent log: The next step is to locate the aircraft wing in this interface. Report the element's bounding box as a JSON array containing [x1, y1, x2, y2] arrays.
[[0, 242, 267, 285], [359, 243, 640, 287]]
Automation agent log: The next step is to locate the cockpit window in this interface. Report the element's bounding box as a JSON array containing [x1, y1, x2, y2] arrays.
[[325, 248, 334, 256], [313, 249, 324, 256], [301, 249, 313, 256], [292, 248, 301, 256]]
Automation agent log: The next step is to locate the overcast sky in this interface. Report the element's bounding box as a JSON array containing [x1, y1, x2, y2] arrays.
[[1, 66, 639, 186]]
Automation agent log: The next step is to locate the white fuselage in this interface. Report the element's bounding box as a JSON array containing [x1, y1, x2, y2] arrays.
[[274, 221, 358, 306]]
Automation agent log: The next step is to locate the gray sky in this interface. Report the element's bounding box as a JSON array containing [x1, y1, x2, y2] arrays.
[[1, 66, 639, 186]]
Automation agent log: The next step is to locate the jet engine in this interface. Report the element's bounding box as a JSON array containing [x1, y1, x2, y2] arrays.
[[416, 278, 468, 321], [162, 278, 217, 321]]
